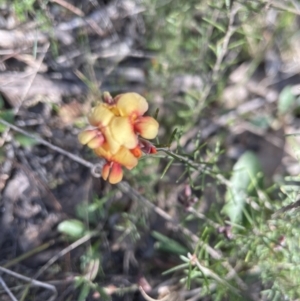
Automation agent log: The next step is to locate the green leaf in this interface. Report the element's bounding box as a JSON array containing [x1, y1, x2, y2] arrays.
[[152, 231, 188, 255], [208, 44, 217, 56], [228, 39, 246, 50], [202, 17, 226, 32], [14, 134, 38, 147], [83, 258, 99, 281], [0, 95, 4, 109], [222, 151, 263, 224], [168, 128, 178, 145], [225, 0, 231, 10], [58, 219, 86, 238], [78, 282, 90, 301], [160, 157, 174, 179], [0, 110, 14, 132], [278, 86, 295, 115]]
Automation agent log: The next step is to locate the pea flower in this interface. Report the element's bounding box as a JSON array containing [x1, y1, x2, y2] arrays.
[[79, 92, 159, 184]]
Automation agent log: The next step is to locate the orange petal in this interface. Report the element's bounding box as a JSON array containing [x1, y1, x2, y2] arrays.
[[88, 104, 115, 127], [109, 163, 123, 184], [78, 129, 98, 145], [110, 117, 138, 150], [130, 146, 142, 158], [150, 146, 157, 154], [116, 93, 148, 117], [112, 146, 138, 169], [134, 116, 159, 139], [87, 134, 105, 149], [102, 162, 111, 181]]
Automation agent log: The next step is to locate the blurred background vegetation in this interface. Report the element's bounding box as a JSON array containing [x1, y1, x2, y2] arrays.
[[1, 0, 300, 300]]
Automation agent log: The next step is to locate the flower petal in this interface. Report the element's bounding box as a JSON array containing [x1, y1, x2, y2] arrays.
[[112, 147, 138, 169], [149, 146, 157, 154], [134, 116, 159, 139], [78, 129, 98, 145], [116, 93, 148, 117], [139, 139, 157, 154], [102, 162, 111, 181], [110, 117, 138, 150], [94, 143, 112, 161], [102, 126, 122, 155], [88, 104, 115, 127], [109, 163, 123, 184], [130, 146, 142, 158], [87, 134, 105, 149]]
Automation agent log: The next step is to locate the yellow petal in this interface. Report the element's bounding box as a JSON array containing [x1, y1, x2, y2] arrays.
[[102, 125, 122, 155], [116, 93, 148, 117], [112, 147, 138, 169], [134, 116, 159, 139], [108, 163, 123, 184], [87, 134, 105, 149], [110, 117, 138, 150], [78, 129, 98, 145], [94, 143, 113, 161], [88, 104, 115, 127]]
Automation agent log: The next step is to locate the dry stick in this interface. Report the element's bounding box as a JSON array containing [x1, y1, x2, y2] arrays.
[[0, 118, 102, 174], [0, 267, 57, 301], [50, 0, 84, 16], [3, 240, 55, 269], [34, 232, 96, 279], [0, 276, 18, 301], [0, 118, 248, 294]]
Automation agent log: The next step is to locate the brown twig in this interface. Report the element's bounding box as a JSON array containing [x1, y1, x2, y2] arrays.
[[0, 118, 102, 173], [50, 0, 84, 17]]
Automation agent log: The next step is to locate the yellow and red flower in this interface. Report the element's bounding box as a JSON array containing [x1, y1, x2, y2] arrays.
[[78, 92, 159, 184]]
